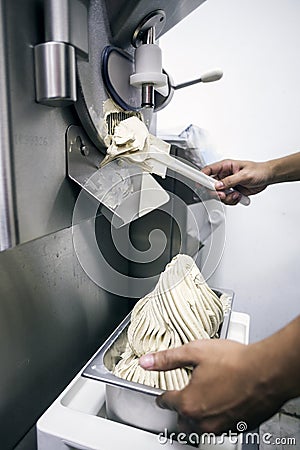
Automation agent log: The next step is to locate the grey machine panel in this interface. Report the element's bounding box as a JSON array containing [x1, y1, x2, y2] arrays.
[[0, 0, 207, 448], [0, 223, 130, 450], [3, 0, 82, 245]]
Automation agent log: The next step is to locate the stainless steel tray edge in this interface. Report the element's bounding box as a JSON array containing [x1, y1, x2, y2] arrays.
[[83, 312, 165, 396]]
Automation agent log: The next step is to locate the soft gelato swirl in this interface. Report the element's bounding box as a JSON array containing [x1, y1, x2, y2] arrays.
[[113, 254, 226, 390]]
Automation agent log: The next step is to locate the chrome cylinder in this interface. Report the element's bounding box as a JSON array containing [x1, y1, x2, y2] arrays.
[[34, 41, 76, 107], [141, 84, 154, 107]]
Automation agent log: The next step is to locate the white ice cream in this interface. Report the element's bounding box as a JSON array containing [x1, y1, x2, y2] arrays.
[[113, 254, 226, 390], [101, 116, 171, 178]]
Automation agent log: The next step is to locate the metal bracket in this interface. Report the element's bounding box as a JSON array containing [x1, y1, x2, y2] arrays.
[[66, 125, 170, 228], [66, 125, 104, 191]]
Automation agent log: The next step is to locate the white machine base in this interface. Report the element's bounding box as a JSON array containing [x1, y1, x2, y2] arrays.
[[37, 312, 250, 450]]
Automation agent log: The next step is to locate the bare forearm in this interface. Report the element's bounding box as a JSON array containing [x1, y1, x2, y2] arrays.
[[202, 152, 300, 205], [251, 315, 300, 404], [267, 152, 300, 185]]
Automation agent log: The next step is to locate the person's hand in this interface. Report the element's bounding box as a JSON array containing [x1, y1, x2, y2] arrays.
[[139, 338, 286, 435], [202, 159, 271, 205]]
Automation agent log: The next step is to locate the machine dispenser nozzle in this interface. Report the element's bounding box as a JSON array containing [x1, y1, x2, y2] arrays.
[[140, 27, 155, 110], [130, 12, 167, 128]]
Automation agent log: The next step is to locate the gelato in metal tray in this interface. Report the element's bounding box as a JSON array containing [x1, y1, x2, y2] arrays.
[[82, 288, 233, 433]]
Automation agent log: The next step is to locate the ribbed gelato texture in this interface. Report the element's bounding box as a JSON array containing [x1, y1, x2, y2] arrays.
[[113, 254, 226, 390]]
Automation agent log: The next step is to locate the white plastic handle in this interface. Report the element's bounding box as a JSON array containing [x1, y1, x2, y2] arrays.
[[164, 154, 215, 189], [200, 69, 223, 83], [172, 69, 223, 90], [153, 153, 250, 206]]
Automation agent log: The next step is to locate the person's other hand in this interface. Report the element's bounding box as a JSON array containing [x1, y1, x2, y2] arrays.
[[139, 339, 284, 435], [202, 159, 271, 205]]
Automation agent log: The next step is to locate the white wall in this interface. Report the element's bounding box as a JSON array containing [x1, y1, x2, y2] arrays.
[[158, 0, 300, 342]]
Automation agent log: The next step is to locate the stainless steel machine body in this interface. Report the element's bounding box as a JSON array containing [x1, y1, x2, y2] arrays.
[[0, 1, 207, 448]]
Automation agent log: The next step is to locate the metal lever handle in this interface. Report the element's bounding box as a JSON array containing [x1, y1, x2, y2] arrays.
[[172, 69, 223, 90]]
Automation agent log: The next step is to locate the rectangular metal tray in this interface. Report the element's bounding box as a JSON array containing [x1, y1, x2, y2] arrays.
[[82, 289, 233, 433]]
